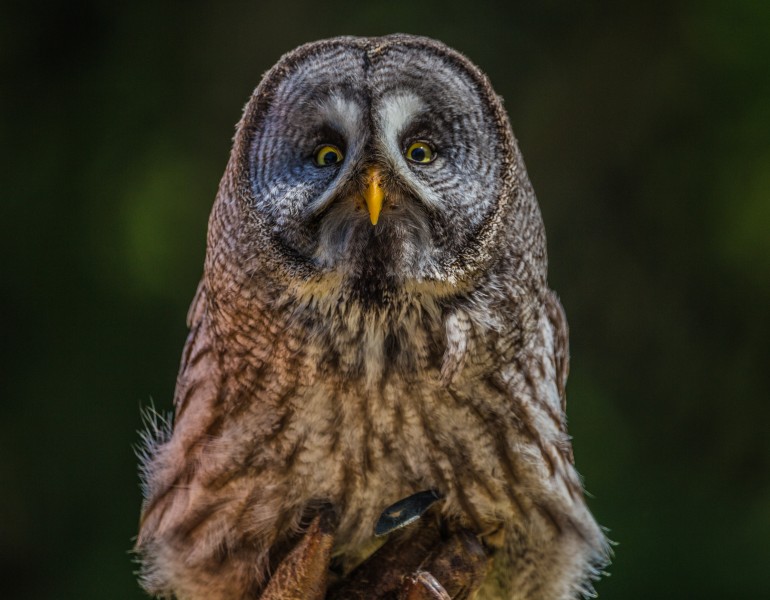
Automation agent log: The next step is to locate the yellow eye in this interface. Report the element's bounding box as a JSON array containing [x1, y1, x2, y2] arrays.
[[405, 141, 434, 163], [315, 145, 344, 166]]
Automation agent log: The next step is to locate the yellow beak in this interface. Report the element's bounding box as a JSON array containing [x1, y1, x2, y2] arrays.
[[362, 167, 384, 225]]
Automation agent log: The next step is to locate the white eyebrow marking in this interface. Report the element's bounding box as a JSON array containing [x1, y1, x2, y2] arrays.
[[317, 94, 361, 141], [378, 92, 424, 139], [305, 95, 362, 216], [376, 92, 443, 210]]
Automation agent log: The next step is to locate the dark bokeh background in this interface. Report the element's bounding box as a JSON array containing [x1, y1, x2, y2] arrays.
[[2, 1, 769, 598]]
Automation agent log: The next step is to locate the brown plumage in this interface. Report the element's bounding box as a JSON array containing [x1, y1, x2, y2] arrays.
[[136, 34, 608, 599]]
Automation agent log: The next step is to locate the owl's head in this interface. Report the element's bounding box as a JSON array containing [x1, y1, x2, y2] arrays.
[[210, 35, 546, 306]]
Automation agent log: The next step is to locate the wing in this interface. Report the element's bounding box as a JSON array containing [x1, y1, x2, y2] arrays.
[[544, 289, 570, 414], [135, 279, 225, 594], [174, 278, 219, 419], [138, 277, 223, 522]]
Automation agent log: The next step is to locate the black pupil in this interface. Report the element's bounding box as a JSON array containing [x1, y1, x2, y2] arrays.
[[410, 146, 426, 162], [323, 150, 338, 164]]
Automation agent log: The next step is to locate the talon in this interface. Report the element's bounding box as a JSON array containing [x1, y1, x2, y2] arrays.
[[399, 571, 452, 600], [329, 519, 442, 599], [375, 490, 442, 536], [416, 529, 490, 599]]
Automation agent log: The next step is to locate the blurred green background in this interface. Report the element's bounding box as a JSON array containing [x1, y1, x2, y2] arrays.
[[2, 1, 769, 598]]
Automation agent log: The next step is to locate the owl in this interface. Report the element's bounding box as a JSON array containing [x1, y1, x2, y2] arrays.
[[136, 34, 609, 600]]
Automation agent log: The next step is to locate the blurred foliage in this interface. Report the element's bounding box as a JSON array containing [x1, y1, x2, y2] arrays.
[[1, 0, 769, 598]]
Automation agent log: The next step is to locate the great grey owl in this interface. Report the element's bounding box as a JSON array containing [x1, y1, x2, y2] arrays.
[[136, 34, 609, 600]]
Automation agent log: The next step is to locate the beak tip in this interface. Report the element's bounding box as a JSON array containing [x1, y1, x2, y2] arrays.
[[362, 166, 384, 226]]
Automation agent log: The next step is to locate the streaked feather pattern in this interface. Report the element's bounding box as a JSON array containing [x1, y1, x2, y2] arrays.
[[136, 34, 608, 599]]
